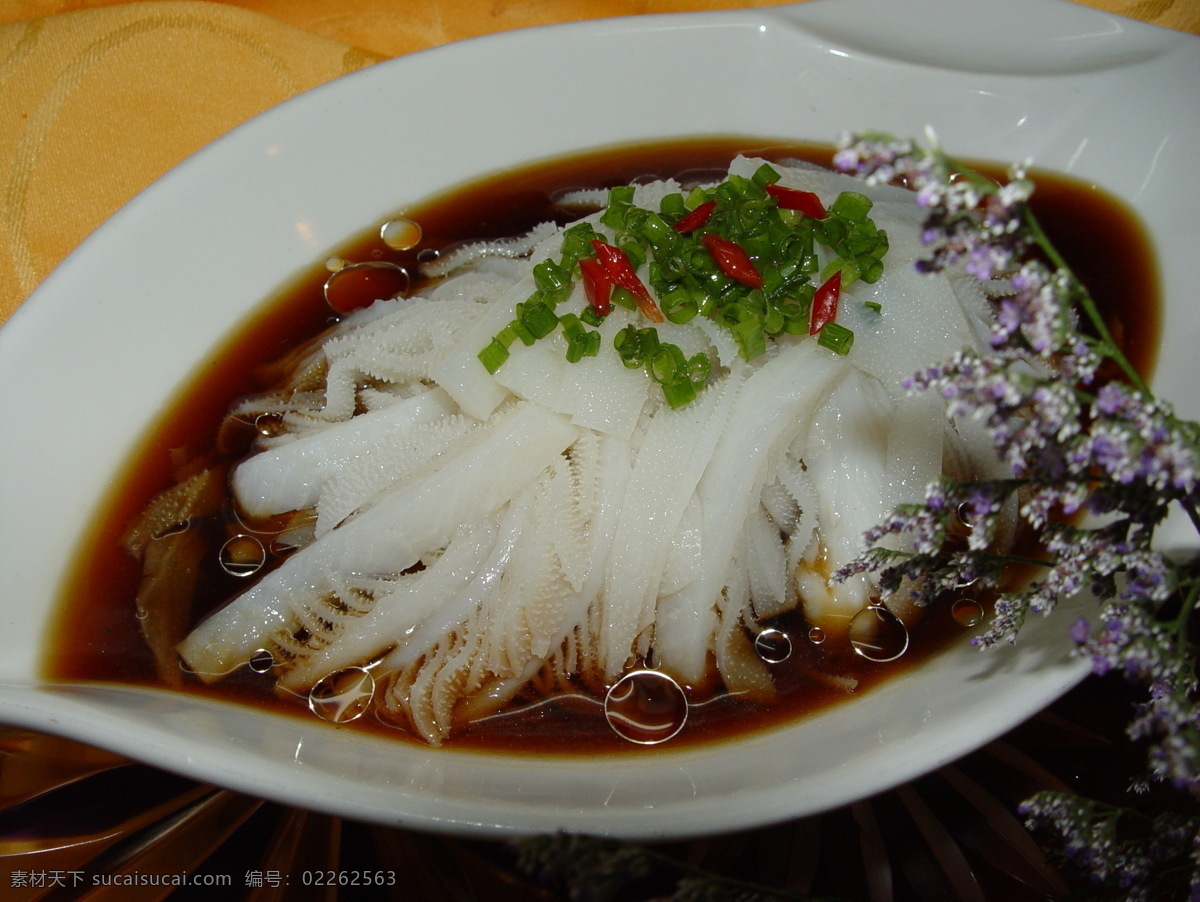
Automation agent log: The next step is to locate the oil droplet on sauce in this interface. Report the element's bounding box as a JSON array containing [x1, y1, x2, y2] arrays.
[[848, 605, 910, 663], [308, 667, 375, 724], [323, 262, 410, 314], [604, 670, 688, 745], [755, 628, 793, 663], [218, 534, 266, 578], [380, 218, 423, 251], [952, 597, 985, 628]]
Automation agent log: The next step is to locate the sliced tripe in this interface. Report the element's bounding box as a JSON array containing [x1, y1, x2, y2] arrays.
[[178, 402, 578, 678], [425, 277, 533, 419], [314, 412, 477, 536], [654, 340, 846, 685], [231, 386, 456, 519], [598, 369, 743, 678], [278, 516, 501, 692], [798, 367, 896, 636]]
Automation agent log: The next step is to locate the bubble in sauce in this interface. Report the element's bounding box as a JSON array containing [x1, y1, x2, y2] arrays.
[[952, 597, 985, 628], [248, 649, 275, 673], [380, 218, 423, 251], [323, 261, 410, 314], [218, 534, 266, 578], [754, 628, 793, 663], [848, 604, 909, 663], [308, 667, 375, 724], [253, 412, 286, 438], [604, 669, 688, 745]]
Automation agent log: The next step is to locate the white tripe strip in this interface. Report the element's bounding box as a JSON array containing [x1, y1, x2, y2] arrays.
[[319, 296, 487, 418], [777, 452, 821, 580], [798, 368, 896, 633], [425, 277, 534, 419], [278, 516, 501, 691], [554, 307, 655, 438], [314, 411, 477, 536], [728, 154, 916, 208], [836, 220, 987, 390], [481, 469, 573, 674], [418, 220, 560, 277], [382, 496, 530, 673], [880, 392, 947, 527], [231, 386, 456, 519], [654, 341, 846, 684], [598, 369, 743, 678], [745, 501, 790, 620], [178, 402, 577, 677], [659, 495, 703, 598]]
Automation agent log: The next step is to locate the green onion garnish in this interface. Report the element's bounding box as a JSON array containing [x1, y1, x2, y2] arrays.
[[478, 339, 509, 374], [520, 301, 560, 339], [817, 322, 855, 355], [478, 163, 892, 405], [661, 377, 697, 409]]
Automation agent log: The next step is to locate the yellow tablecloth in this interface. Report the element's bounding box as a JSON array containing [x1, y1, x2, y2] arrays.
[[1, 0, 1197, 323]]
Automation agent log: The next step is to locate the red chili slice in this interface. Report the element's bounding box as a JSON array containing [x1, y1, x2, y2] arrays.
[[578, 257, 612, 316], [672, 200, 717, 233], [765, 183, 827, 219], [591, 239, 664, 322], [701, 233, 763, 289], [810, 271, 842, 335]]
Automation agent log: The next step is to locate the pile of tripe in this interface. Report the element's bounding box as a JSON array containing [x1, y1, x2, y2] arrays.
[[179, 156, 1002, 745]]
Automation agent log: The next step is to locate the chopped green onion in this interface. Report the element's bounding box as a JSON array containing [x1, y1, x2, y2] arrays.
[[649, 343, 687, 384], [566, 329, 601, 363], [830, 191, 873, 223], [636, 326, 661, 357], [521, 301, 559, 339], [558, 312, 584, 341], [817, 321, 855, 355], [614, 324, 660, 368], [659, 193, 687, 219], [752, 162, 782, 187], [478, 339, 509, 374], [610, 285, 637, 311], [608, 185, 635, 205], [864, 300, 883, 313], [687, 352, 711, 386], [728, 312, 767, 361], [601, 203, 627, 231], [580, 306, 604, 327], [660, 288, 698, 324], [510, 319, 536, 346], [532, 259, 572, 304], [493, 325, 519, 348], [661, 377, 697, 409]]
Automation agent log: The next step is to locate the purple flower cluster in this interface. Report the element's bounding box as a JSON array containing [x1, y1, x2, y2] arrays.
[[1088, 382, 1200, 500], [1018, 792, 1199, 901], [1128, 678, 1200, 793], [835, 132, 1107, 379], [834, 131, 1200, 896]]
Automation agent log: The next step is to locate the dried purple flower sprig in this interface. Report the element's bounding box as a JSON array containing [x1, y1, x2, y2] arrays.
[[833, 131, 1200, 897], [1015, 794, 1199, 902]]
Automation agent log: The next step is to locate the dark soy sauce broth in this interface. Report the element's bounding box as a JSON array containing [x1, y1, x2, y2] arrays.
[[45, 137, 1159, 754]]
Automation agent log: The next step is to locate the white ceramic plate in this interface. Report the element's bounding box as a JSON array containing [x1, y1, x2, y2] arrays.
[[0, 0, 1197, 839]]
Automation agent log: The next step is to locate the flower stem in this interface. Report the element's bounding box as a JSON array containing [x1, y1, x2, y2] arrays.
[[1021, 207, 1150, 395]]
